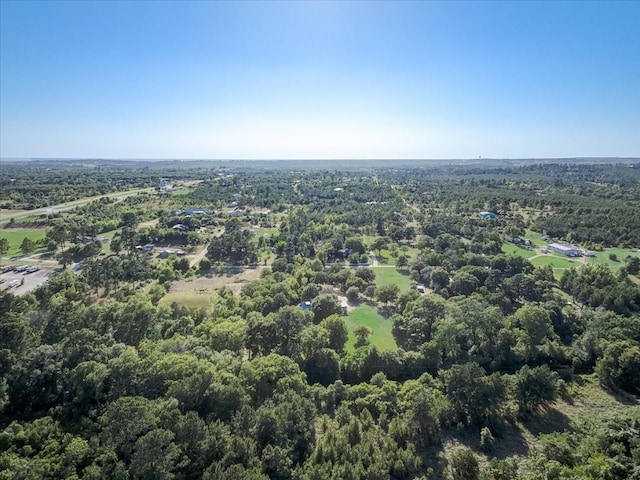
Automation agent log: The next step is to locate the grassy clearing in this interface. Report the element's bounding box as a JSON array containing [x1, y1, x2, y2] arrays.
[[374, 246, 420, 266], [555, 373, 639, 422], [587, 247, 640, 269], [251, 227, 280, 237], [375, 251, 396, 265], [501, 243, 537, 259], [530, 254, 579, 269], [0, 228, 48, 257], [530, 255, 580, 280], [372, 267, 413, 292], [159, 290, 214, 310], [344, 304, 396, 352], [170, 187, 194, 196], [98, 229, 122, 254], [525, 230, 548, 247]]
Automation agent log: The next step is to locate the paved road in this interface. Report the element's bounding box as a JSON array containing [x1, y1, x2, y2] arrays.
[[0, 187, 154, 224]]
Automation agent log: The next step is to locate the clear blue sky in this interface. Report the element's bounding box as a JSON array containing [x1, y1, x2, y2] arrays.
[[1, 0, 639, 159]]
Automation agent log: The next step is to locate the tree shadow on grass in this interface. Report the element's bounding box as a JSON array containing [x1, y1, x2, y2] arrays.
[[419, 423, 531, 478], [521, 405, 572, 437], [441, 423, 531, 460], [377, 305, 397, 318]]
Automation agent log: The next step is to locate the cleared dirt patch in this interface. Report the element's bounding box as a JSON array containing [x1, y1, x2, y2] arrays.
[[160, 269, 263, 309]]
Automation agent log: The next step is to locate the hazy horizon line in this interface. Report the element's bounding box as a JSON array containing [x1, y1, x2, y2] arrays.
[[3, 156, 639, 162]]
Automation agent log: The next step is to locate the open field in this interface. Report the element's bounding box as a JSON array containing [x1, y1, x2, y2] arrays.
[[372, 267, 413, 292], [344, 304, 396, 352], [501, 243, 537, 259], [587, 247, 640, 268], [159, 290, 215, 311], [170, 187, 194, 196], [138, 219, 159, 229], [530, 254, 581, 279], [530, 254, 579, 269], [0, 228, 48, 257], [160, 268, 262, 309]]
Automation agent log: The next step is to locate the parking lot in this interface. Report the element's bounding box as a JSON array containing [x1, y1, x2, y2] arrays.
[[0, 266, 54, 296]]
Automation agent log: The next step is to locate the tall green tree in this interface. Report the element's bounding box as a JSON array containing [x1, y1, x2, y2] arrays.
[[0, 237, 9, 260], [20, 237, 36, 256]]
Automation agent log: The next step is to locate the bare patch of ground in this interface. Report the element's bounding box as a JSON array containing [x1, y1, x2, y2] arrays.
[[138, 219, 159, 229], [332, 287, 357, 312]]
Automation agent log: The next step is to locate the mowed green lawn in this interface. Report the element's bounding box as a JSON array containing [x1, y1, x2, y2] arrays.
[[501, 243, 537, 259], [344, 305, 396, 352], [587, 247, 640, 269], [0, 228, 48, 257], [372, 267, 413, 292], [530, 254, 581, 280]]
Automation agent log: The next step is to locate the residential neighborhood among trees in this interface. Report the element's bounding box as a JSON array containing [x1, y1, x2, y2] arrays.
[[1, 159, 639, 479]]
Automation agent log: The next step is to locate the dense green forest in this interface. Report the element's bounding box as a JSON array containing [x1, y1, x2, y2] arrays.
[[1, 160, 639, 479]]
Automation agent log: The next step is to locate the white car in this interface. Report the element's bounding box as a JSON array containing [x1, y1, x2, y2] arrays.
[[7, 280, 20, 288]]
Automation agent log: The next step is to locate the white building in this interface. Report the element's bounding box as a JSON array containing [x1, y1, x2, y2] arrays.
[[548, 242, 581, 257]]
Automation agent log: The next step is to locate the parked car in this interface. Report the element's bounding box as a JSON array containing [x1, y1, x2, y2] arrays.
[[7, 280, 20, 288], [14, 265, 28, 272], [1, 265, 15, 273]]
